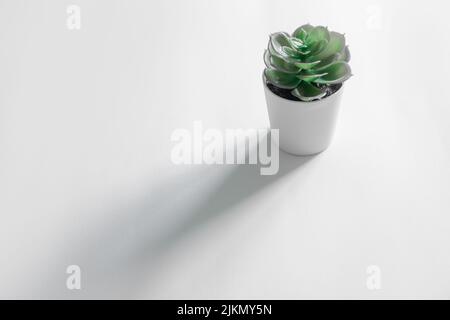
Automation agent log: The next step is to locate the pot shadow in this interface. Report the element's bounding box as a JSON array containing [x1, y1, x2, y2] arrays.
[[141, 149, 312, 258], [41, 135, 316, 298]]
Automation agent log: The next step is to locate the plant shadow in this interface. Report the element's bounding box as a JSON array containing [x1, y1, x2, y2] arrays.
[[42, 137, 316, 298]]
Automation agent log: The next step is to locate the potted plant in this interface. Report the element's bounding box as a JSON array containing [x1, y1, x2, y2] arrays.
[[263, 24, 352, 156]]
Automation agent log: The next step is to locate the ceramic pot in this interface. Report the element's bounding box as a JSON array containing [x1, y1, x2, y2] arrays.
[[263, 75, 343, 156]]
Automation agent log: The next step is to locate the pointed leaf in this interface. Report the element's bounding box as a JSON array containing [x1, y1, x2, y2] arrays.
[[263, 49, 272, 68], [270, 53, 301, 74], [293, 60, 321, 70], [291, 81, 326, 101], [313, 45, 350, 70], [265, 68, 301, 89], [269, 32, 292, 56], [288, 37, 304, 50], [268, 43, 304, 66], [340, 46, 351, 62], [314, 62, 352, 84], [282, 46, 301, 58], [297, 47, 311, 55], [293, 24, 314, 41], [297, 71, 328, 82], [268, 39, 302, 63], [313, 53, 340, 70], [315, 31, 346, 60], [309, 39, 328, 56], [306, 26, 330, 44]]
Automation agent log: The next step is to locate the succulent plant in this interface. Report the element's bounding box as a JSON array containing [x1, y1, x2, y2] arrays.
[[264, 24, 352, 101]]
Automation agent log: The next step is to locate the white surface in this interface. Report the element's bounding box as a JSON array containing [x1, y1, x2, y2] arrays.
[[1, 0, 450, 299]]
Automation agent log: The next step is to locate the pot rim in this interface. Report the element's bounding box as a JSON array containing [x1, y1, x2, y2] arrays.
[[262, 72, 343, 105]]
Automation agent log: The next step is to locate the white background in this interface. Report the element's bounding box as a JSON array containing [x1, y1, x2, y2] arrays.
[[1, 0, 450, 299]]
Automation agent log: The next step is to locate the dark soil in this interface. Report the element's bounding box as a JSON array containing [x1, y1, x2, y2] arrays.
[[267, 82, 342, 102]]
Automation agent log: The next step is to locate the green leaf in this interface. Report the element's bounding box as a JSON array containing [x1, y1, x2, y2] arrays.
[[293, 24, 314, 41], [340, 45, 351, 62], [308, 39, 328, 56], [297, 47, 311, 55], [268, 38, 302, 65], [282, 46, 301, 58], [315, 31, 346, 60], [293, 60, 321, 70], [263, 49, 272, 68], [306, 26, 330, 44], [297, 71, 328, 82], [269, 32, 292, 56], [283, 46, 311, 59], [312, 53, 340, 70], [291, 81, 327, 101], [269, 52, 301, 74], [314, 61, 352, 84], [268, 43, 304, 66], [265, 68, 301, 89], [313, 45, 350, 70], [288, 37, 304, 50]]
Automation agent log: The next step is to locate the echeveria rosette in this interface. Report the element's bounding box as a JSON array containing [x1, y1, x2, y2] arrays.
[[264, 24, 352, 101]]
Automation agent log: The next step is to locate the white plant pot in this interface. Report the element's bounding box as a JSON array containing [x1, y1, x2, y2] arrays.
[[263, 76, 343, 156]]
